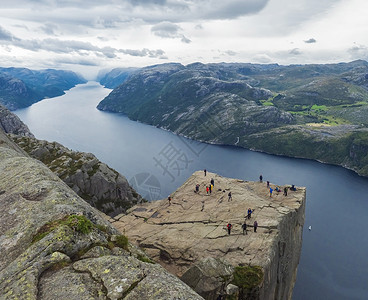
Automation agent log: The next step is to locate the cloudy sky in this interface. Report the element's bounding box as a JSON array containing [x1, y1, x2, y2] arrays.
[[0, 0, 367, 79]]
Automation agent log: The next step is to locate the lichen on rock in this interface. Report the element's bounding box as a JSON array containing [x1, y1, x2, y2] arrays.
[[0, 129, 204, 300]]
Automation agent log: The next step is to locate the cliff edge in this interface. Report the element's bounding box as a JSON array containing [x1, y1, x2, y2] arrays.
[[112, 171, 306, 299], [0, 130, 203, 300]]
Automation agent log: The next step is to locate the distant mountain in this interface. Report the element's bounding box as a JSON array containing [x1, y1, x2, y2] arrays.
[[0, 67, 86, 110], [97, 60, 368, 176], [97, 67, 138, 89]]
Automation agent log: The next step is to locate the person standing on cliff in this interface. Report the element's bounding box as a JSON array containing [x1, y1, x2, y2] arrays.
[[227, 223, 232, 235], [259, 174, 263, 182], [211, 178, 214, 186], [254, 220, 258, 232], [168, 196, 171, 205], [228, 191, 232, 201], [269, 187, 273, 197], [247, 208, 252, 219], [242, 222, 247, 235], [204, 169, 207, 176], [284, 186, 288, 196], [206, 186, 209, 194]]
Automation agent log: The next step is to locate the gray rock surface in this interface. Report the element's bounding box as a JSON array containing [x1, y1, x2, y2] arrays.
[[181, 257, 234, 300], [0, 104, 34, 137], [112, 171, 306, 300], [11, 135, 143, 217], [0, 129, 203, 300]]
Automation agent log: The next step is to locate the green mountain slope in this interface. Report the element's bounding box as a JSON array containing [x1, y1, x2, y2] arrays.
[[97, 60, 368, 176]]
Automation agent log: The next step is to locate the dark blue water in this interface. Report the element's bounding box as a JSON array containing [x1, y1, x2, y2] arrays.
[[15, 82, 368, 300]]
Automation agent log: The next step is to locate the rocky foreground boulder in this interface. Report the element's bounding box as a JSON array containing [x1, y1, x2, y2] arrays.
[[111, 171, 306, 300], [11, 135, 143, 217], [0, 129, 203, 300]]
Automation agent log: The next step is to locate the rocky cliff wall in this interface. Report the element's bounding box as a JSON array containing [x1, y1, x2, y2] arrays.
[[0, 104, 34, 137], [0, 129, 203, 300], [11, 135, 143, 217], [111, 171, 306, 300]]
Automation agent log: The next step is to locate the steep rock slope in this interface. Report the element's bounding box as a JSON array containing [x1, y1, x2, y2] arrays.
[[0, 129, 203, 300], [97, 63, 293, 141], [98, 67, 138, 89], [97, 61, 368, 176], [0, 104, 34, 137], [11, 135, 143, 217], [112, 171, 306, 300]]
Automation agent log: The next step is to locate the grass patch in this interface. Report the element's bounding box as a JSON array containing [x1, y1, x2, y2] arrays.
[[137, 253, 155, 264], [231, 265, 263, 298], [32, 215, 94, 243], [260, 99, 274, 106], [114, 235, 129, 251], [311, 104, 327, 111]]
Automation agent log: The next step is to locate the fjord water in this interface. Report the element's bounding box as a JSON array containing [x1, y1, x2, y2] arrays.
[[15, 82, 368, 300]]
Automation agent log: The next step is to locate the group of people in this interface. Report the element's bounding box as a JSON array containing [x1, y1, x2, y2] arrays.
[[195, 174, 216, 195], [226, 219, 258, 235], [260, 174, 295, 197], [226, 207, 257, 235]]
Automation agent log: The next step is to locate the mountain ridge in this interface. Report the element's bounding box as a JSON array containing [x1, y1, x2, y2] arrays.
[[0, 67, 86, 110], [97, 60, 368, 176]]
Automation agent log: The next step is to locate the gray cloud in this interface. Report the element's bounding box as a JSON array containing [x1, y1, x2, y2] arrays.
[[151, 22, 181, 38], [202, 0, 269, 19], [304, 38, 317, 43], [39, 23, 58, 35], [3, 0, 270, 27], [54, 56, 101, 66], [0, 26, 16, 41], [119, 48, 166, 58], [348, 44, 368, 60], [2, 34, 166, 60], [252, 53, 272, 63], [225, 50, 237, 56], [151, 21, 191, 43], [289, 48, 302, 55], [181, 36, 191, 44]]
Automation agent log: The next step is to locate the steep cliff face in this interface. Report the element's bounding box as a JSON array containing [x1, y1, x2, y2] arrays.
[[112, 171, 306, 300], [11, 135, 143, 217], [0, 104, 34, 137], [0, 129, 203, 300]]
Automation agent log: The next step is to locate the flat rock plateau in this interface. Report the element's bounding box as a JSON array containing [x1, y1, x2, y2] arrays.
[[111, 171, 306, 299]]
